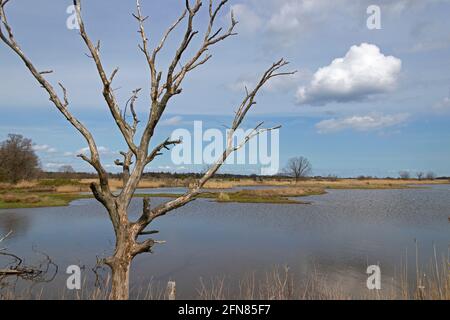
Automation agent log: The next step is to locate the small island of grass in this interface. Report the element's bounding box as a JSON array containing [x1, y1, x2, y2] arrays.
[[0, 176, 447, 209]]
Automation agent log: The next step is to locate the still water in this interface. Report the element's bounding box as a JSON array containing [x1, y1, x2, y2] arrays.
[[1, 185, 449, 298]]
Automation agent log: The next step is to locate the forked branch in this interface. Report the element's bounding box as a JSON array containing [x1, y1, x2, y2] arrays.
[[73, 0, 138, 156], [146, 138, 183, 164], [119, 0, 241, 208], [134, 59, 294, 234]]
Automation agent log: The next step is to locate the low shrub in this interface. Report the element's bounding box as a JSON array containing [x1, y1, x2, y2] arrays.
[[217, 192, 231, 201], [37, 179, 81, 187]]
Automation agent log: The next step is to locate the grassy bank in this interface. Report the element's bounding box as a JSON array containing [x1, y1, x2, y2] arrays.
[[0, 193, 87, 209], [0, 177, 448, 209], [0, 188, 324, 209], [214, 187, 326, 204], [139, 187, 326, 205]]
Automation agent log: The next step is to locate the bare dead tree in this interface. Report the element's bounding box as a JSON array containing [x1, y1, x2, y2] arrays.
[[416, 172, 425, 181], [0, 0, 295, 299], [284, 156, 312, 182], [426, 171, 436, 180]]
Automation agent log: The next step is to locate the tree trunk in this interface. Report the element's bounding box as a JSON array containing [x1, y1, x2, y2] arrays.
[[110, 258, 131, 300], [108, 224, 134, 300]]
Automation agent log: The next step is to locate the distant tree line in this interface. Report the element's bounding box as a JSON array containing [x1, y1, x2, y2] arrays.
[[0, 134, 447, 184], [399, 171, 437, 180]]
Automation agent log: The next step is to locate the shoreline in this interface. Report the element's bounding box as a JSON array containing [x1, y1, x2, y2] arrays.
[[0, 179, 448, 209]]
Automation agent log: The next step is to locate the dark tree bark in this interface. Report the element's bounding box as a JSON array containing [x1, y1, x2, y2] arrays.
[[0, 0, 295, 299]]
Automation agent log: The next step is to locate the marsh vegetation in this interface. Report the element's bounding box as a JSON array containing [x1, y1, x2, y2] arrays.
[[0, 176, 447, 209]]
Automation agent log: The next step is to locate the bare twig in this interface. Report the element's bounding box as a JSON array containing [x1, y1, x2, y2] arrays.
[[134, 59, 292, 231], [0, 231, 12, 244], [0, 247, 58, 284]]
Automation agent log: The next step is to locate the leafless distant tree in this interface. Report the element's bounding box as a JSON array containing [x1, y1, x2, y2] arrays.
[[0, 134, 40, 183], [58, 165, 75, 174], [0, 0, 295, 299], [416, 172, 425, 181], [326, 174, 338, 182], [399, 171, 411, 180], [426, 171, 436, 180], [284, 157, 312, 182]]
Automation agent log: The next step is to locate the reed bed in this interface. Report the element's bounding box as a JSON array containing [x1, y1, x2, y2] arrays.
[[1, 253, 448, 300]]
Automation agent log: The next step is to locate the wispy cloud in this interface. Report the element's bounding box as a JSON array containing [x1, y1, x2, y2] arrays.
[[230, 71, 306, 94], [64, 146, 115, 157], [44, 162, 70, 169], [160, 116, 183, 126], [316, 113, 409, 134], [33, 144, 57, 153], [434, 95, 450, 113]]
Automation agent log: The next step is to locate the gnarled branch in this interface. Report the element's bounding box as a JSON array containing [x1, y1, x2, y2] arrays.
[[133, 59, 294, 230], [0, 0, 111, 199], [73, 0, 138, 156]]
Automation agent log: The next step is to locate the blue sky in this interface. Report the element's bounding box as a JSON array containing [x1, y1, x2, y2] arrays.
[[1, 0, 450, 177]]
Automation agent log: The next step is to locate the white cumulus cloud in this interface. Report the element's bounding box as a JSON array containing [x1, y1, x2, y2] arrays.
[[316, 113, 409, 134], [296, 43, 402, 106]]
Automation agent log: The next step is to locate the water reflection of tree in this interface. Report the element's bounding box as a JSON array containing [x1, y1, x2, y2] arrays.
[[0, 214, 31, 238]]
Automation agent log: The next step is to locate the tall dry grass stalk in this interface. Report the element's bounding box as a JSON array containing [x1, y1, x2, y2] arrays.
[[1, 253, 448, 300], [197, 258, 449, 300], [1, 275, 168, 300], [395, 245, 450, 300]]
